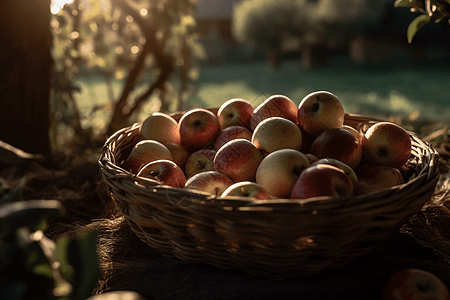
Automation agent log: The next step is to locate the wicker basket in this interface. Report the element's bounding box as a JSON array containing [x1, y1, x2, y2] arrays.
[[98, 112, 440, 280]]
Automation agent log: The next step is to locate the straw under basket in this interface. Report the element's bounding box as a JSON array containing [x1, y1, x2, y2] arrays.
[[98, 112, 440, 280]]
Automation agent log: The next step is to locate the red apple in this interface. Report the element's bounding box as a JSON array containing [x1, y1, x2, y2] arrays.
[[310, 127, 362, 170], [163, 142, 191, 171], [252, 117, 303, 155], [355, 164, 404, 188], [305, 153, 320, 165], [381, 268, 450, 300], [184, 171, 234, 196], [124, 140, 173, 174], [362, 122, 412, 168], [221, 181, 272, 200], [184, 149, 217, 179], [140, 112, 181, 145], [214, 125, 253, 150], [255, 149, 310, 198], [299, 125, 315, 154], [217, 98, 254, 130], [250, 94, 299, 131], [178, 108, 221, 151], [310, 158, 358, 185], [290, 164, 354, 199], [297, 91, 345, 138], [342, 124, 365, 144], [214, 139, 263, 182], [137, 159, 186, 188]]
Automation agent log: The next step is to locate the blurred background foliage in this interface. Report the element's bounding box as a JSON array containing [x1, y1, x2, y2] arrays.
[[232, 0, 392, 68], [49, 0, 450, 155], [51, 0, 204, 153]]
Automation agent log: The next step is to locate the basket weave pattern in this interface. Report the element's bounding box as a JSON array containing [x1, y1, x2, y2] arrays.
[[98, 113, 440, 279]]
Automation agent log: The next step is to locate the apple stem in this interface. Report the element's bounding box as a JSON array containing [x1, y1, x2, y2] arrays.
[[377, 149, 386, 157], [311, 101, 320, 112], [197, 160, 205, 168]]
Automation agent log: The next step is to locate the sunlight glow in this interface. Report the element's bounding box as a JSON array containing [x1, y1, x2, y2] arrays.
[[131, 46, 139, 54], [51, 0, 74, 14], [140, 8, 148, 16]]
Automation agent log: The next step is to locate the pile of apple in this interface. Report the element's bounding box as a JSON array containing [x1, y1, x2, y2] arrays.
[[123, 91, 412, 200]]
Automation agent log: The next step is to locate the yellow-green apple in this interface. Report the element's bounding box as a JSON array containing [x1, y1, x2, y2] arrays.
[[217, 98, 254, 130], [137, 159, 186, 188], [297, 91, 345, 138], [214, 139, 263, 182], [124, 140, 173, 174], [310, 128, 362, 170], [381, 268, 450, 300], [221, 181, 272, 200], [184, 171, 234, 196], [355, 164, 404, 188], [162, 142, 191, 171], [140, 112, 181, 145], [184, 149, 217, 179], [354, 177, 389, 195], [255, 149, 310, 198], [290, 164, 354, 199], [342, 125, 365, 144], [178, 108, 221, 151], [310, 158, 358, 185], [214, 125, 252, 150], [250, 94, 299, 130], [252, 117, 303, 155], [362, 122, 412, 168]]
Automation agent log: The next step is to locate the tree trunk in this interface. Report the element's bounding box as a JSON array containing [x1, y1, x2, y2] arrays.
[[267, 47, 280, 69], [0, 0, 53, 158]]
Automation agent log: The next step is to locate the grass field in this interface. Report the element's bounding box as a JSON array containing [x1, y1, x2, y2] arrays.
[[77, 58, 450, 133]]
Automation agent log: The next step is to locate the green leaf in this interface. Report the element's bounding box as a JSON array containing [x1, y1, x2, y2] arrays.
[[407, 14, 431, 43], [33, 263, 53, 278], [0, 200, 63, 234], [27, 240, 52, 266], [430, 10, 447, 23], [68, 230, 100, 300], [55, 235, 72, 281], [394, 0, 416, 7]]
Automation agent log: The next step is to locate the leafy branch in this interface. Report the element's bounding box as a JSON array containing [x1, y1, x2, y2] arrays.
[[394, 0, 450, 43]]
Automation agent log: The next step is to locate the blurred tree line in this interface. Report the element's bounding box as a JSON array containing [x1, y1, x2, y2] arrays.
[[1, 0, 449, 160], [232, 0, 394, 68], [232, 0, 450, 69]]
